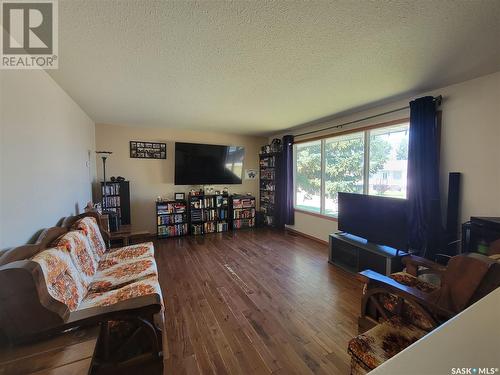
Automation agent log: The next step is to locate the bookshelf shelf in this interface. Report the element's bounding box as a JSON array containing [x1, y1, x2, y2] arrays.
[[230, 195, 256, 230], [259, 151, 280, 227], [156, 200, 188, 238], [101, 181, 130, 225], [188, 194, 230, 235]]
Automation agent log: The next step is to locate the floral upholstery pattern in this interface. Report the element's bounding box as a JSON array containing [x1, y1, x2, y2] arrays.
[[32, 248, 85, 311], [380, 294, 435, 331], [31, 214, 162, 326], [348, 317, 426, 372], [79, 275, 162, 310], [88, 258, 158, 293], [373, 271, 438, 331], [54, 231, 98, 287], [72, 216, 106, 259], [390, 272, 438, 293], [98, 242, 155, 271]]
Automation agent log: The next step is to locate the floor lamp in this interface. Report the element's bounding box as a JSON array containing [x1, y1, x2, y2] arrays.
[[96, 151, 119, 232]]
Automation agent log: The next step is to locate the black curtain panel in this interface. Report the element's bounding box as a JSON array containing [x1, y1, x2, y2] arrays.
[[278, 135, 295, 227], [407, 96, 442, 257]]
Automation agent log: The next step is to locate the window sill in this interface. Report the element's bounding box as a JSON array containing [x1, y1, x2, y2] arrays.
[[294, 208, 338, 222]]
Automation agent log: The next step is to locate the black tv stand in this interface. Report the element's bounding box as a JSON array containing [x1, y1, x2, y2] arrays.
[[329, 232, 407, 275]]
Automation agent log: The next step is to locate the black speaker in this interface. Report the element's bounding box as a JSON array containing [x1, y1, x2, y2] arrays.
[[446, 172, 461, 238]]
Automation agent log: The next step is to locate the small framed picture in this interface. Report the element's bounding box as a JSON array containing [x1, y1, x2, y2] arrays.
[[175, 192, 185, 201]]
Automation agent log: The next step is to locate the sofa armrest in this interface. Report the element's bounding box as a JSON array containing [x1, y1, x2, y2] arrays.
[[67, 294, 162, 324]]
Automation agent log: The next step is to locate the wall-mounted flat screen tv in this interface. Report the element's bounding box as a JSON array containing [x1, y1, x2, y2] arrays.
[[175, 142, 244, 185], [338, 192, 409, 250]]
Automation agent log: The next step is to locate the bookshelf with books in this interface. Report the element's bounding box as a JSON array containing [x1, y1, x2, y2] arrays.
[[188, 194, 230, 235], [101, 180, 131, 225], [230, 195, 256, 230], [156, 200, 188, 238], [259, 152, 280, 226]]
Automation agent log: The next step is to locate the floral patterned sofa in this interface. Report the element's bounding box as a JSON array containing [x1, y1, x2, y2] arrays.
[[0, 212, 164, 364]]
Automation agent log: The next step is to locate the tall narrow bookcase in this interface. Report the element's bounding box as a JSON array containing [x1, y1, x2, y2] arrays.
[[101, 181, 131, 225], [259, 152, 280, 226], [156, 200, 188, 239], [188, 194, 230, 235], [230, 195, 256, 230]]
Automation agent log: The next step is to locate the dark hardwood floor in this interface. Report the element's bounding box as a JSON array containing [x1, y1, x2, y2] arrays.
[[154, 228, 362, 375]]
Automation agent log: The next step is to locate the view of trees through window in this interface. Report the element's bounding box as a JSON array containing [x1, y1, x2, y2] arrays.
[[295, 140, 321, 212], [324, 133, 364, 215], [368, 124, 409, 199], [294, 122, 409, 216]]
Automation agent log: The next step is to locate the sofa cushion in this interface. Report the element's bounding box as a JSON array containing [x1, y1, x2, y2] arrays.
[[72, 216, 106, 259], [97, 242, 155, 271], [78, 275, 162, 310], [348, 317, 426, 371], [32, 248, 86, 311], [379, 271, 438, 331], [88, 258, 158, 294], [54, 231, 98, 288], [380, 294, 435, 331], [390, 272, 438, 293]]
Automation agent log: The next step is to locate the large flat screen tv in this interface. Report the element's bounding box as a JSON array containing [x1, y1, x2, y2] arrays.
[[175, 142, 244, 185], [338, 192, 409, 250]]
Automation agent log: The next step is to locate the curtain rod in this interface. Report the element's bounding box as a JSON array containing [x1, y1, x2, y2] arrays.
[[295, 95, 442, 138]]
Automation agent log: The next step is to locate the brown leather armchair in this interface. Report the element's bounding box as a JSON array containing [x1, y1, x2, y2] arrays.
[[348, 254, 500, 374], [357, 253, 500, 333]]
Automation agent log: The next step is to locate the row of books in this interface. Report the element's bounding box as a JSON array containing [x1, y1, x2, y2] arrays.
[[260, 181, 275, 191], [158, 224, 188, 237], [102, 183, 121, 196], [191, 209, 228, 222], [233, 218, 255, 229], [157, 202, 186, 214], [233, 208, 255, 219], [191, 224, 203, 235], [232, 198, 255, 209], [260, 204, 274, 214], [204, 221, 228, 233], [260, 168, 275, 180], [103, 196, 120, 208], [259, 156, 276, 167], [260, 192, 275, 204], [158, 213, 186, 225], [105, 207, 121, 216], [190, 195, 228, 209]]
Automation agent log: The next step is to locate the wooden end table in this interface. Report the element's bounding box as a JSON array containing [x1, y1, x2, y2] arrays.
[[0, 326, 99, 375], [109, 225, 152, 247]]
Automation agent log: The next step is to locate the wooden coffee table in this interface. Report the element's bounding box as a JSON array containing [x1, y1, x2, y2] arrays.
[[0, 326, 99, 375]]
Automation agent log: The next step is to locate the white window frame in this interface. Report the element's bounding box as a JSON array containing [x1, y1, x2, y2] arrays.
[[293, 119, 409, 219]]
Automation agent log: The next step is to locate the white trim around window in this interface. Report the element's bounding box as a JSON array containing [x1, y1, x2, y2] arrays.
[[293, 118, 410, 219]]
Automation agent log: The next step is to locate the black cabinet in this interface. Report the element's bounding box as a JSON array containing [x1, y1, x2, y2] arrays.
[[462, 217, 500, 254], [101, 181, 130, 225], [329, 232, 406, 276], [259, 153, 280, 226], [230, 195, 256, 230], [188, 194, 230, 235]]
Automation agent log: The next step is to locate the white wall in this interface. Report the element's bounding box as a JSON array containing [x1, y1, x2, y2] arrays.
[[95, 123, 267, 234], [273, 71, 500, 241], [0, 70, 96, 249]]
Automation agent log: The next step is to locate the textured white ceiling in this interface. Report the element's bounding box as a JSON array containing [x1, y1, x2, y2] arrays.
[[49, 0, 500, 135]]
